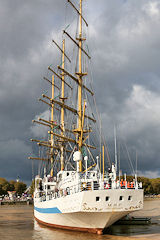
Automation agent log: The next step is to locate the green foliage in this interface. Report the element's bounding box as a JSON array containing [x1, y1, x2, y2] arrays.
[[29, 180, 35, 195], [0, 178, 27, 195], [150, 178, 160, 195], [137, 177, 153, 195], [0, 184, 3, 195], [14, 182, 27, 195], [0, 178, 14, 195], [118, 176, 160, 195], [0, 178, 8, 185]]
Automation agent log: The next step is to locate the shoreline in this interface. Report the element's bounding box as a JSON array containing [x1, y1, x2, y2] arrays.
[[0, 197, 159, 205], [144, 196, 160, 201], [0, 200, 33, 205]]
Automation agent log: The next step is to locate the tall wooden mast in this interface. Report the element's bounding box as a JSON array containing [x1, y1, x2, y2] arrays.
[[78, 0, 83, 171], [29, 0, 97, 173], [50, 74, 55, 177], [60, 39, 65, 171]]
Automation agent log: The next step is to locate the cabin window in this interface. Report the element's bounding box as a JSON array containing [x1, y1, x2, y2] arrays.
[[119, 196, 123, 201], [47, 185, 50, 190], [128, 196, 132, 201], [67, 172, 69, 176], [106, 196, 110, 201], [96, 196, 100, 202]]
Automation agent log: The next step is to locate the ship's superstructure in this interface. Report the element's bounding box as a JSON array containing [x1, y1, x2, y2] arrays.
[[29, 0, 143, 235]]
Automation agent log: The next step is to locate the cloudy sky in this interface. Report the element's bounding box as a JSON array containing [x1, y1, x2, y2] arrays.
[[0, 0, 160, 183]]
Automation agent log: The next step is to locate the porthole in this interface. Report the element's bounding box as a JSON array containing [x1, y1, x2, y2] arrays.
[[96, 196, 100, 202], [128, 196, 132, 201], [119, 196, 124, 201], [106, 196, 110, 201]]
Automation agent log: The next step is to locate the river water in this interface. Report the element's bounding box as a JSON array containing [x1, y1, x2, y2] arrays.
[[0, 199, 159, 240]]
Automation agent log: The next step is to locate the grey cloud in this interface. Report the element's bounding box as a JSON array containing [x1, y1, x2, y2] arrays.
[[0, 0, 160, 183], [87, 0, 160, 175]]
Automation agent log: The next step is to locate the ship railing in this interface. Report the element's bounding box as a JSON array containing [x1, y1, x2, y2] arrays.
[[78, 180, 142, 191], [117, 181, 143, 190], [38, 180, 143, 201], [79, 182, 93, 191]]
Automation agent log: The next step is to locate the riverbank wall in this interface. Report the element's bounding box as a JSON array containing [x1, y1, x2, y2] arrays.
[[0, 200, 33, 205]]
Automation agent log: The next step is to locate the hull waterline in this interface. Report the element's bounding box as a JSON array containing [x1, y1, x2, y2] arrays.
[[34, 189, 143, 234]]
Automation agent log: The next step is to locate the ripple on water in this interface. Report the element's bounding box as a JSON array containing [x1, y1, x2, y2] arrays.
[[0, 200, 160, 240]]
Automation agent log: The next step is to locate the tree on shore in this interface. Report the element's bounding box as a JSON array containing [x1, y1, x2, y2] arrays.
[[12, 181, 27, 195], [137, 177, 154, 195], [0, 178, 12, 195], [0, 178, 26, 195], [29, 180, 35, 195], [150, 178, 160, 195], [125, 176, 160, 195]]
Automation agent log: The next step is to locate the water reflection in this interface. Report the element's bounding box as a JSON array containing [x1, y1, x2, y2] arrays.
[[0, 200, 160, 240], [106, 199, 160, 239], [33, 220, 130, 240]]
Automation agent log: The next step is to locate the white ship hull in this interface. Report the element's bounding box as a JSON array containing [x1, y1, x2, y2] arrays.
[[34, 189, 143, 234]]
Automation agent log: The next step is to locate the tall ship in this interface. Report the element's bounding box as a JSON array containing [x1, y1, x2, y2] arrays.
[[29, 0, 143, 235]]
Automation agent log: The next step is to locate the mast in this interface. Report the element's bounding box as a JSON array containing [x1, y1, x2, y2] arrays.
[[29, 1, 97, 176], [60, 39, 65, 171], [102, 145, 105, 180], [78, 0, 83, 172], [100, 114, 102, 173], [50, 74, 55, 177], [114, 125, 118, 173]]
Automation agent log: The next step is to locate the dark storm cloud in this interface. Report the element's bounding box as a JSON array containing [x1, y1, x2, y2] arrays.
[[0, 0, 67, 181], [87, 0, 160, 177], [0, 0, 160, 182]]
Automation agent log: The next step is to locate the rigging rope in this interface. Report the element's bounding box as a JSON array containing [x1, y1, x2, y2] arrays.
[[88, 60, 112, 167]]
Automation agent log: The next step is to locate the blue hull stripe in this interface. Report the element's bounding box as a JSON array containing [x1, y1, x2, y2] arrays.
[[34, 206, 61, 214]]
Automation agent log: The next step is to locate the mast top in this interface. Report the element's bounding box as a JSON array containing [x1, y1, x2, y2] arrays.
[[67, 0, 88, 27]]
